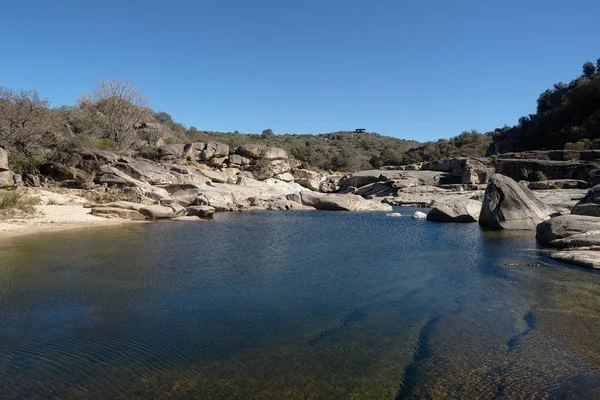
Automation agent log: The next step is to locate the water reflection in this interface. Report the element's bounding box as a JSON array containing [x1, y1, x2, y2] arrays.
[[1, 210, 600, 399]]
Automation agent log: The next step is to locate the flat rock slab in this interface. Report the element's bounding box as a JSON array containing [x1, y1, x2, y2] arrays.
[[90, 207, 146, 220], [551, 250, 600, 269], [427, 199, 482, 223], [536, 214, 600, 246], [139, 205, 175, 219]]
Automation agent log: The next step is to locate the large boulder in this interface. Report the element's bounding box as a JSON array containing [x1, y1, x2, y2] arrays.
[[590, 169, 600, 187], [571, 185, 600, 217], [157, 144, 184, 160], [0, 148, 9, 171], [186, 205, 216, 217], [90, 207, 146, 220], [536, 214, 600, 247], [340, 170, 384, 189], [427, 199, 482, 223], [237, 144, 287, 160], [0, 170, 20, 187], [299, 191, 392, 212], [139, 205, 176, 219], [479, 174, 554, 230], [251, 160, 291, 181]]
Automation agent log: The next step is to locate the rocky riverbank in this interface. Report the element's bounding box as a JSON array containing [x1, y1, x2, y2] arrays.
[[2, 143, 599, 271]]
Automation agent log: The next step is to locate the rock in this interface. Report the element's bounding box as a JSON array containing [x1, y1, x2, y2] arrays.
[[139, 205, 176, 219], [479, 174, 554, 230], [413, 211, 428, 219], [292, 169, 342, 192], [386, 213, 402, 217], [157, 144, 184, 159], [113, 161, 176, 185], [275, 172, 295, 182], [571, 185, 600, 217], [427, 199, 482, 223], [251, 160, 291, 180], [90, 207, 146, 220], [186, 205, 216, 217], [228, 154, 253, 167], [340, 170, 385, 189], [0, 171, 18, 187], [102, 201, 145, 211], [299, 191, 393, 212], [0, 148, 9, 171], [550, 250, 600, 269], [422, 158, 494, 185], [536, 214, 600, 247], [590, 169, 600, 186], [237, 144, 287, 160], [528, 179, 589, 190], [200, 142, 230, 161], [494, 158, 597, 182], [78, 150, 118, 173]]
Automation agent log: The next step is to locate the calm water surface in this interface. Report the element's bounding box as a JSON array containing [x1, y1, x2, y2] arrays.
[[1, 209, 600, 399]]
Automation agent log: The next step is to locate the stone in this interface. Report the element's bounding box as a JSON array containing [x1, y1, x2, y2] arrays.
[[479, 174, 554, 230], [228, 154, 253, 167], [590, 169, 600, 187], [571, 185, 600, 217], [528, 179, 589, 190], [427, 199, 482, 223], [169, 204, 187, 217], [340, 170, 385, 189], [102, 201, 145, 211], [113, 161, 176, 185], [157, 144, 184, 159], [550, 250, 600, 269], [237, 144, 287, 160], [90, 207, 146, 220], [494, 158, 597, 182], [386, 213, 402, 217], [200, 142, 230, 161], [0, 171, 17, 187], [299, 191, 393, 212], [139, 205, 176, 219], [251, 160, 291, 180], [0, 148, 9, 171], [536, 214, 600, 247], [186, 205, 216, 217], [276, 172, 295, 182], [412, 211, 428, 219]]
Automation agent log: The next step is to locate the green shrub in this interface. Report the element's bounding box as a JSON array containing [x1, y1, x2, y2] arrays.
[[8, 153, 49, 175], [0, 189, 40, 218], [83, 138, 119, 150], [535, 171, 548, 181]]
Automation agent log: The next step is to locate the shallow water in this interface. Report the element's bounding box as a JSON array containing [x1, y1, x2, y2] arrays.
[[1, 209, 600, 399]]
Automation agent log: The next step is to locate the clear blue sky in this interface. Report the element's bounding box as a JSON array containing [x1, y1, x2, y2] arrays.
[[2, 0, 599, 141]]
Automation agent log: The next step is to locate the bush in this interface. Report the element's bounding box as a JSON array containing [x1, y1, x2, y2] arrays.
[[8, 153, 50, 175], [83, 138, 119, 150], [535, 171, 548, 182], [0, 189, 39, 218]]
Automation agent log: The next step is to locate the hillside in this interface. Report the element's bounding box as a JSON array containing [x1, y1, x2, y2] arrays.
[[491, 58, 600, 154]]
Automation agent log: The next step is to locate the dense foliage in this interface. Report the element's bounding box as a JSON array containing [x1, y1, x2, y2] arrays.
[[492, 58, 600, 152]]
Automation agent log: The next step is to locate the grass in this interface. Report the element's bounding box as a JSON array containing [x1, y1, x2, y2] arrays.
[[0, 189, 40, 218]]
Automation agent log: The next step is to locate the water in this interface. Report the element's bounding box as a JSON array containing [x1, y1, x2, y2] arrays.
[[1, 208, 600, 399]]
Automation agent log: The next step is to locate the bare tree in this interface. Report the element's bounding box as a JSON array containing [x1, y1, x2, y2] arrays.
[[78, 79, 149, 148], [0, 87, 52, 155]]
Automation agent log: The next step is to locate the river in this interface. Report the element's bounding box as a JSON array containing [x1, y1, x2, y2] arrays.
[[1, 209, 600, 399]]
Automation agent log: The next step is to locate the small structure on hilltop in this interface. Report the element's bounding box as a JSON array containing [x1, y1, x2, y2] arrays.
[[354, 128, 366, 133]]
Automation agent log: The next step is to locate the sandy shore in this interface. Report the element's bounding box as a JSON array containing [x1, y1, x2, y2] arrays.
[[0, 190, 143, 238]]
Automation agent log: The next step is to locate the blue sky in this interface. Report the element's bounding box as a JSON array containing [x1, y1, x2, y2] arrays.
[[1, 0, 599, 141]]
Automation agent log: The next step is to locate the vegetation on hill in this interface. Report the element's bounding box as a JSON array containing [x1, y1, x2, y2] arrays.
[[491, 58, 600, 153], [2, 57, 598, 176]]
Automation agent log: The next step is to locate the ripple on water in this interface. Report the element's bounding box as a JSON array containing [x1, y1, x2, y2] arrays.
[[1, 210, 600, 398]]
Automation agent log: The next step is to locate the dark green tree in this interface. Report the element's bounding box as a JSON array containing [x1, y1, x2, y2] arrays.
[[261, 128, 274, 137], [583, 61, 596, 79]]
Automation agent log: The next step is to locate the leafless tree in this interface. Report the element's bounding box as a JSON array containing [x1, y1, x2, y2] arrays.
[[78, 79, 149, 148], [0, 87, 52, 155]]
